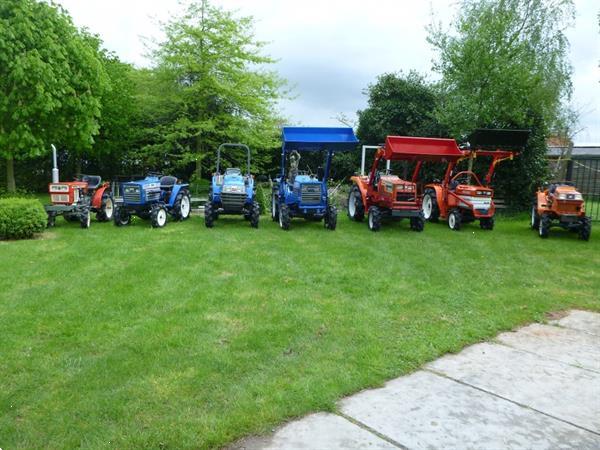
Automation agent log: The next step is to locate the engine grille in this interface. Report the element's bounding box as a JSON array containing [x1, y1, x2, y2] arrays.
[[51, 194, 69, 204], [396, 193, 415, 202], [300, 184, 321, 204], [222, 192, 246, 210], [124, 190, 141, 203]]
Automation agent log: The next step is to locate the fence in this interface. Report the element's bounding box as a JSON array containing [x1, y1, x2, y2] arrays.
[[565, 157, 600, 221]]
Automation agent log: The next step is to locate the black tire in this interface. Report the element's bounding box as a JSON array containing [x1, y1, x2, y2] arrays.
[[324, 204, 337, 230], [204, 202, 215, 228], [422, 189, 440, 222], [347, 186, 365, 222], [271, 192, 279, 222], [367, 206, 381, 232], [96, 194, 115, 222], [538, 213, 550, 238], [250, 201, 260, 228], [114, 207, 131, 226], [531, 204, 540, 230], [64, 214, 79, 223], [278, 203, 291, 230], [47, 213, 56, 228], [172, 190, 191, 221], [579, 216, 591, 241], [448, 209, 462, 231], [151, 205, 168, 228], [80, 210, 91, 229], [480, 216, 495, 230], [410, 212, 425, 232]]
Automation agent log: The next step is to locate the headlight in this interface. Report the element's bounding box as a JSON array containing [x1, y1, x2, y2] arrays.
[[558, 193, 567, 200], [223, 185, 243, 193]]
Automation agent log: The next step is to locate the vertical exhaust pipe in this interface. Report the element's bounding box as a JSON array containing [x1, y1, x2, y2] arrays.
[[51, 144, 59, 183]]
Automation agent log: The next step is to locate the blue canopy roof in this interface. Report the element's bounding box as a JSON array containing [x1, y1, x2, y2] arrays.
[[282, 127, 358, 152]]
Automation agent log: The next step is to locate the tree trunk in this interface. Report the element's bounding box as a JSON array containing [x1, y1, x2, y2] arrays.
[[196, 136, 203, 178], [6, 155, 16, 192], [75, 158, 82, 177]]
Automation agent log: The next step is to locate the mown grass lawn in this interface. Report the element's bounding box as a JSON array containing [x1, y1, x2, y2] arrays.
[[1, 208, 599, 449]]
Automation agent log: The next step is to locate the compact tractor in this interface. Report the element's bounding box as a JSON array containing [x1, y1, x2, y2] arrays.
[[45, 145, 114, 228], [348, 136, 426, 232], [421, 129, 530, 231], [205, 143, 259, 228], [272, 127, 358, 230], [114, 174, 190, 228], [532, 182, 591, 240]]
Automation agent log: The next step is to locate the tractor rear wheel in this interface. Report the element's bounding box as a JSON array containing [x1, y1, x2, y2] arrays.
[[96, 194, 115, 222], [80, 210, 91, 229], [480, 216, 495, 230], [539, 213, 551, 238], [271, 192, 279, 221], [114, 207, 131, 226], [173, 190, 191, 221], [347, 186, 364, 221], [410, 213, 425, 232], [531, 204, 540, 230], [448, 209, 462, 231], [579, 216, 591, 241], [278, 203, 291, 230], [367, 206, 381, 232], [324, 205, 337, 230], [204, 202, 215, 228], [422, 189, 440, 222], [250, 201, 260, 228], [151, 206, 168, 228]]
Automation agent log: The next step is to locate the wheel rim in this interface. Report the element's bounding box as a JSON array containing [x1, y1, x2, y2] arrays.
[[449, 213, 455, 229], [279, 207, 284, 228], [368, 210, 374, 229], [272, 196, 277, 219], [531, 207, 535, 227], [348, 192, 356, 217], [423, 195, 432, 218], [104, 198, 114, 219], [539, 218, 543, 236], [158, 209, 167, 226], [180, 196, 190, 218], [86, 214, 91, 228]]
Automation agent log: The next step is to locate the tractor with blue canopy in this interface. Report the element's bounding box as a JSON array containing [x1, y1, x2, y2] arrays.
[[272, 127, 358, 230]]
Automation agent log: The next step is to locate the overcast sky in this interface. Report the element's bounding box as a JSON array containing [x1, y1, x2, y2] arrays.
[[56, 0, 600, 144]]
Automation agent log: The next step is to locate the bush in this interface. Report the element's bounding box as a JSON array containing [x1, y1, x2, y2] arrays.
[[0, 198, 47, 240], [255, 183, 269, 214]]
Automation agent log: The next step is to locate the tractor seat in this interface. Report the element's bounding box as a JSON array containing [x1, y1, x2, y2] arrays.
[[449, 180, 459, 191], [160, 176, 177, 189], [82, 175, 102, 189]]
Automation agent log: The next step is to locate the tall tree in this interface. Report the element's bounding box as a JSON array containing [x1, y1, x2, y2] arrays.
[[146, 0, 287, 178], [0, 0, 108, 191], [428, 0, 575, 207]]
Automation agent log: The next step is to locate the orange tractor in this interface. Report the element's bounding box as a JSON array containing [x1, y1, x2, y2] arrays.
[[348, 136, 428, 231], [532, 182, 591, 240]]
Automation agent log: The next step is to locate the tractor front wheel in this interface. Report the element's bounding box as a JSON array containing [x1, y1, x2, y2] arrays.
[[579, 216, 591, 241], [80, 210, 91, 229], [151, 206, 168, 228], [422, 189, 440, 222], [531, 204, 540, 230], [278, 204, 291, 230], [173, 190, 191, 221], [97, 194, 115, 222], [448, 209, 462, 231], [324, 205, 337, 230], [410, 213, 425, 232], [204, 202, 215, 228], [539, 213, 551, 238], [347, 186, 364, 221], [114, 207, 131, 226], [367, 206, 381, 232], [47, 212, 56, 228], [480, 216, 495, 230], [271, 192, 279, 222], [250, 201, 260, 228]]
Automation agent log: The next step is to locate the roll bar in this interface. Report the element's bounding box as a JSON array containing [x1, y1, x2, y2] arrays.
[[216, 143, 251, 177]]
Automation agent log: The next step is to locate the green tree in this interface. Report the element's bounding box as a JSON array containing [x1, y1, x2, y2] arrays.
[[428, 0, 575, 207], [145, 0, 287, 178], [0, 0, 108, 191]]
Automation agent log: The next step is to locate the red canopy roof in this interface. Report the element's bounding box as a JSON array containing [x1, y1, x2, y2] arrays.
[[384, 136, 465, 162]]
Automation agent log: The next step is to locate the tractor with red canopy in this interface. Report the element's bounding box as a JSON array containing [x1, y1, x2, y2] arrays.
[[347, 135, 430, 231]]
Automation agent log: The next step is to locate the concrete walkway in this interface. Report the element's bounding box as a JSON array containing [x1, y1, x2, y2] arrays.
[[231, 310, 600, 450]]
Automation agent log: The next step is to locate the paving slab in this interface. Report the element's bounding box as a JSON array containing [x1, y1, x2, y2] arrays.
[[427, 342, 600, 433], [228, 412, 398, 450], [497, 323, 600, 372], [550, 310, 600, 336], [340, 370, 599, 450]]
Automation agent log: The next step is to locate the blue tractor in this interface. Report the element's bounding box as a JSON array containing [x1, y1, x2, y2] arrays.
[[272, 127, 358, 230], [114, 174, 191, 228], [205, 143, 259, 228]]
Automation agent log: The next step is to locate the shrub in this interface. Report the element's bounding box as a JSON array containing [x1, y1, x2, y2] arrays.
[[0, 198, 47, 240], [255, 183, 269, 214]]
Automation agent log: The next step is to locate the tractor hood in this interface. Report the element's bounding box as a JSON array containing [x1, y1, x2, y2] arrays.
[[223, 173, 246, 186]]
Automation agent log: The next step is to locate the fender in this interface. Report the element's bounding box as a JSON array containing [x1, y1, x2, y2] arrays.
[[168, 183, 189, 207], [91, 183, 110, 209], [350, 175, 369, 210], [535, 191, 547, 215], [424, 183, 446, 218]]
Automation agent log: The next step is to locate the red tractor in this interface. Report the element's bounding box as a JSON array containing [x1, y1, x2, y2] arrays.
[[348, 136, 427, 231], [420, 129, 529, 231], [44, 146, 114, 228], [532, 182, 591, 240]]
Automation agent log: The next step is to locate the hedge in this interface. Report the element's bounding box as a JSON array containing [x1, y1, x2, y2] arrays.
[[0, 198, 47, 240]]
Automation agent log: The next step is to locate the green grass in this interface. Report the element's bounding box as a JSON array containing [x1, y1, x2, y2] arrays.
[[1, 209, 599, 449]]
